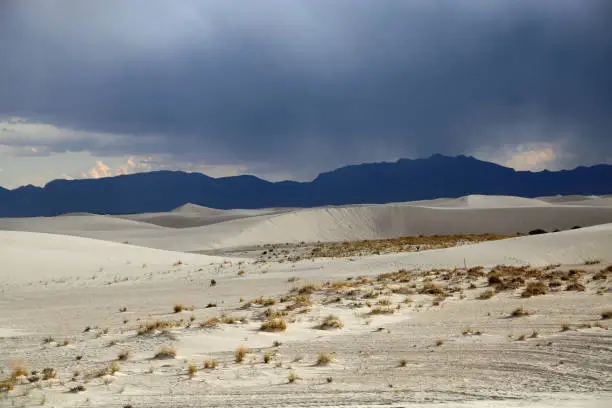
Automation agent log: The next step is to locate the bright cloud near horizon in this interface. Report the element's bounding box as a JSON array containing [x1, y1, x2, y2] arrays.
[[1, 0, 611, 189]]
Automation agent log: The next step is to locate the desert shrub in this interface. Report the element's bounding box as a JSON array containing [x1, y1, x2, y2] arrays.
[[566, 281, 585, 291], [510, 307, 530, 318], [318, 315, 344, 330], [528, 229, 547, 235], [377, 298, 392, 306], [399, 359, 408, 367], [419, 282, 445, 295], [154, 346, 177, 359], [288, 372, 299, 383], [203, 360, 218, 369], [260, 318, 287, 332], [477, 289, 495, 300], [601, 309, 612, 320], [263, 352, 272, 364], [521, 282, 547, 298], [69, 385, 86, 393], [316, 352, 334, 365], [235, 345, 251, 363], [173, 304, 193, 313], [435, 339, 444, 346], [560, 322, 571, 332], [487, 274, 503, 286], [117, 350, 131, 361], [41, 367, 56, 380]]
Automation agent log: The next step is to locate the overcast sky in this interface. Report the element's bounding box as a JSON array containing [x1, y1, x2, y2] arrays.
[[1, 0, 611, 188]]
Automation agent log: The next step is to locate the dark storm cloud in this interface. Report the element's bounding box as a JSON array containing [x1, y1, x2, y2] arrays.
[[1, 0, 611, 177]]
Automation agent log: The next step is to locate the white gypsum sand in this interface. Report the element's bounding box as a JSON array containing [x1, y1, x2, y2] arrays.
[[0, 195, 610, 407]]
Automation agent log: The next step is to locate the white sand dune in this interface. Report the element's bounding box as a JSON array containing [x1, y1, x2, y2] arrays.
[[0, 230, 227, 284], [408, 194, 552, 208], [296, 223, 612, 279], [117, 203, 292, 228], [1, 195, 612, 252], [1, 196, 611, 407]]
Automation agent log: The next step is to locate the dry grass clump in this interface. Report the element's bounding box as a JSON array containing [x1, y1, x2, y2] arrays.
[[154, 346, 177, 359], [377, 297, 392, 306], [419, 282, 445, 295], [203, 359, 218, 369], [219, 314, 246, 325], [308, 234, 510, 258], [39, 367, 55, 381], [109, 361, 121, 374], [235, 344, 251, 363], [137, 319, 180, 335], [263, 352, 272, 364], [294, 283, 319, 295], [173, 303, 194, 313], [510, 307, 531, 318], [260, 318, 287, 332], [294, 294, 313, 305], [252, 296, 277, 306], [602, 309, 612, 320], [117, 350, 131, 361], [316, 352, 334, 365], [432, 295, 446, 306], [521, 281, 547, 298], [517, 334, 526, 341], [199, 317, 220, 328], [0, 378, 14, 392], [391, 285, 415, 295], [187, 362, 198, 378], [288, 371, 300, 383], [262, 308, 287, 320], [369, 306, 395, 315], [560, 322, 571, 332], [363, 290, 380, 299], [435, 339, 444, 346], [10, 361, 28, 379], [477, 289, 495, 300], [86, 366, 111, 379], [566, 281, 585, 291], [318, 314, 344, 330]]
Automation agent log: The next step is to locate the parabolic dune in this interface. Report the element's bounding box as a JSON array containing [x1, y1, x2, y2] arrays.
[[0, 195, 610, 407]]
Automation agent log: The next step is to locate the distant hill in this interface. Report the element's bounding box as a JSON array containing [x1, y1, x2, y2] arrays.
[[1, 154, 611, 217]]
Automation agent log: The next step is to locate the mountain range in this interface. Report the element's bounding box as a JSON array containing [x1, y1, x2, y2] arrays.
[[1, 154, 611, 217]]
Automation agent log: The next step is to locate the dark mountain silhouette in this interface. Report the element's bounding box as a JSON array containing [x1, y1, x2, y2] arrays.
[[1, 154, 611, 217]]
